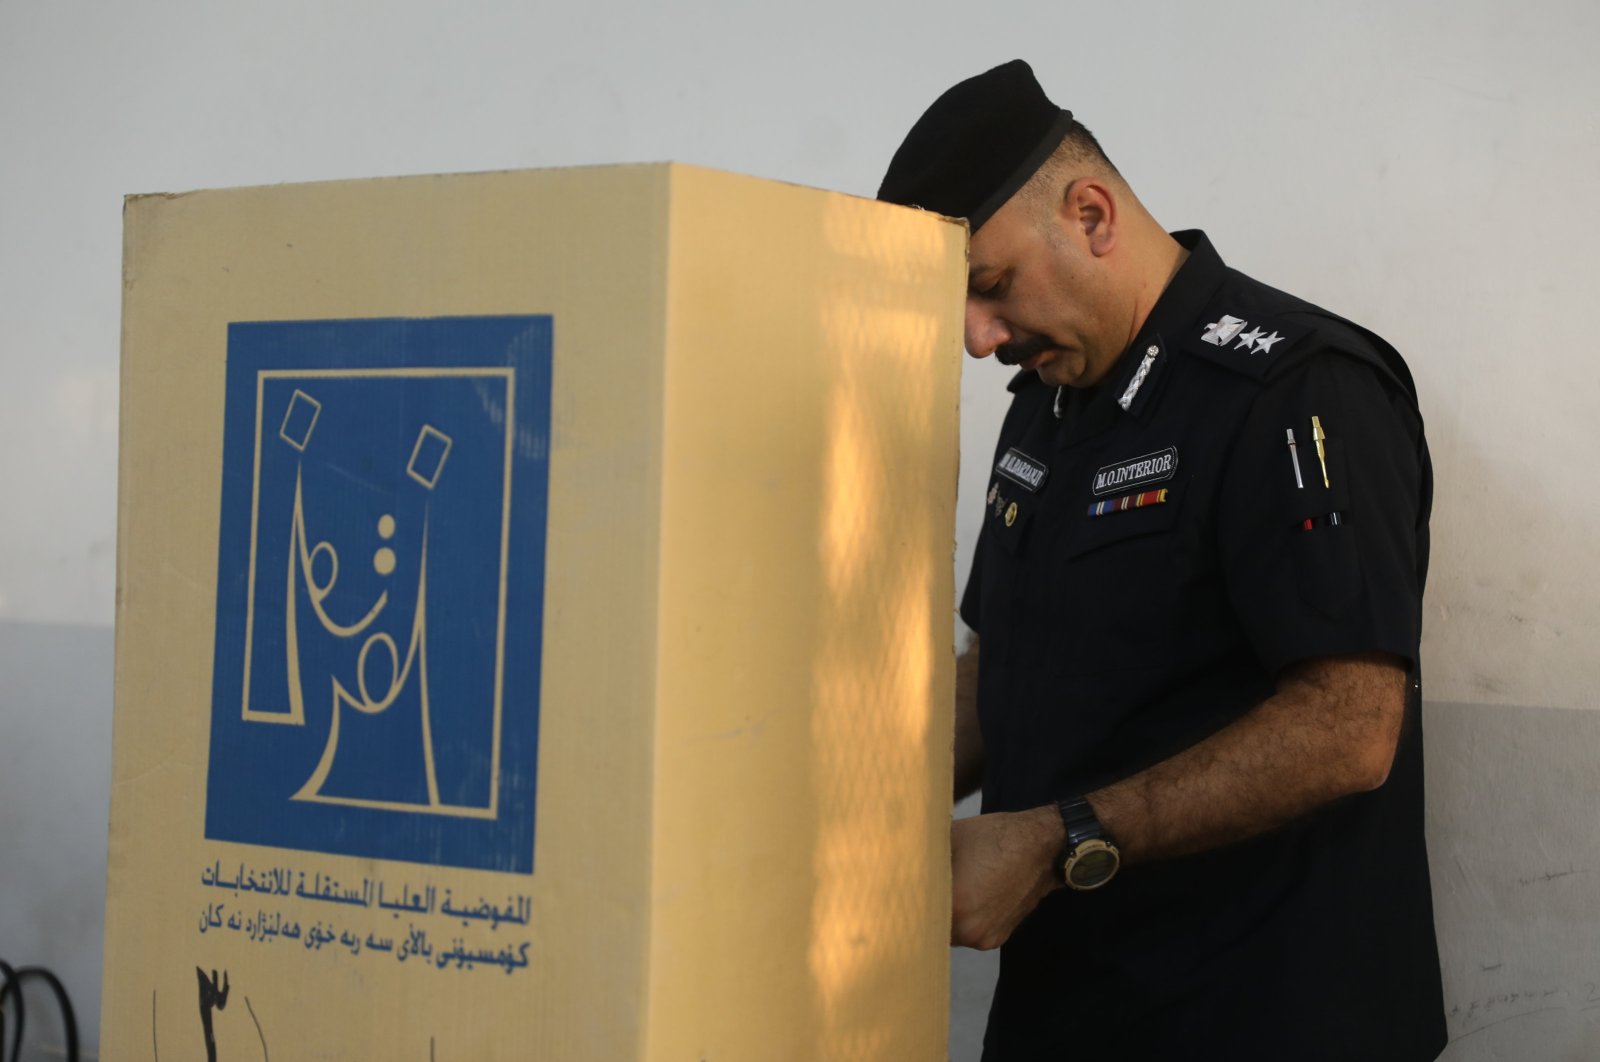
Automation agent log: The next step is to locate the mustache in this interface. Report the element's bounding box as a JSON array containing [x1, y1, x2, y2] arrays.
[[994, 336, 1054, 366]]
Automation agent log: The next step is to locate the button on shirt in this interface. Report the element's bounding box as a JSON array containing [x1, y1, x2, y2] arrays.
[[962, 231, 1446, 1061]]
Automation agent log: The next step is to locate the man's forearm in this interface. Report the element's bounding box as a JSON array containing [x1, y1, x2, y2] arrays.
[[1088, 652, 1407, 864], [951, 653, 1409, 949]]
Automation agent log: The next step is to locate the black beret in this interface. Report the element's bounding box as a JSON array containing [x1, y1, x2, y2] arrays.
[[877, 60, 1073, 233]]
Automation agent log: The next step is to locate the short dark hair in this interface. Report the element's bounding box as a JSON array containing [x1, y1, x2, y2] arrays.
[[1060, 120, 1118, 176], [1016, 120, 1121, 217]]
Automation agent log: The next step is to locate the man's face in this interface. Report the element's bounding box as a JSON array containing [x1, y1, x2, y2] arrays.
[[963, 191, 1125, 389]]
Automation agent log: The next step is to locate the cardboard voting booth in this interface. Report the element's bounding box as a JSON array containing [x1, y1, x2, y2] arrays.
[[104, 164, 966, 1059]]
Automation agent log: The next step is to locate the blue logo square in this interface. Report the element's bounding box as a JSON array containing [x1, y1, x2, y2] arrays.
[[205, 317, 552, 874]]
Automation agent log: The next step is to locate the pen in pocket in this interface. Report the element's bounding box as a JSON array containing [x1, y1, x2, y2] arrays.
[[1286, 428, 1313, 531]]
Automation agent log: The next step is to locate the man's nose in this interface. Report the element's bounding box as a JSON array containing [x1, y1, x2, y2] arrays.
[[964, 301, 1012, 359]]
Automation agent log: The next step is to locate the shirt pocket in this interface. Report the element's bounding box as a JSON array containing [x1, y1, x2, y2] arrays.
[[1065, 481, 1186, 560], [1278, 437, 1359, 617]]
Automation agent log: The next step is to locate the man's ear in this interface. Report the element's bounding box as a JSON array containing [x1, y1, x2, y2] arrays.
[[1059, 177, 1118, 257]]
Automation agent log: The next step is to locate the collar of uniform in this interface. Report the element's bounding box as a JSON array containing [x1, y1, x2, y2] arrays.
[[1014, 230, 1227, 437], [1146, 230, 1228, 339], [1055, 229, 1225, 442], [1103, 229, 1228, 419], [1007, 367, 1044, 394]]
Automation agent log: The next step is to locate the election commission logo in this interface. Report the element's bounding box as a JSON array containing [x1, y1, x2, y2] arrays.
[[205, 317, 552, 873]]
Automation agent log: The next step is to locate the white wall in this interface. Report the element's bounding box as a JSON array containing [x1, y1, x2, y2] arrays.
[[2, 1, 1596, 1057]]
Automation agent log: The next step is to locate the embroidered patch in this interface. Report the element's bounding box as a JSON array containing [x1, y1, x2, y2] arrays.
[[1201, 315, 1247, 346], [1091, 447, 1178, 497], [1118, 344, 1161, 411], [994, 447, 1048, 492]]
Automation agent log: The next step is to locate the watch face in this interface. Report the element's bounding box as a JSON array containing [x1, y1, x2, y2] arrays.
[[1066, 843, 1119, 889]]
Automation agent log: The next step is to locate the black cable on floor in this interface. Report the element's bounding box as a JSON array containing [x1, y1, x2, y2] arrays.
[[0, 960, 22, 1062], [0, 958, 79, 1062]]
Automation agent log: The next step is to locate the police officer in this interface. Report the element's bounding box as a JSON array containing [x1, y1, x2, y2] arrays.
[[878, 61, 1446, 1060]]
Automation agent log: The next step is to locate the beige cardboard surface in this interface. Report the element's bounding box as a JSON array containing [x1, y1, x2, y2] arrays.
[[648, 169, 963, 1060], [107, 163, 963, 1059]]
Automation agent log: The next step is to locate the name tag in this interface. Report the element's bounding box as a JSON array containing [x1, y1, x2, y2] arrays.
[[995, 447, 1048, 492], [1091, 446, 1178, 497]]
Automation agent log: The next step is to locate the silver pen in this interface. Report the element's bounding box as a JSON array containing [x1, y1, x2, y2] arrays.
[[1286, 428, 1305, 490]]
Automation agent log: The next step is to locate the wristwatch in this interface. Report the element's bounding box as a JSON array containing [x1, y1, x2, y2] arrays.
[[1052, 796, 1120, 891]]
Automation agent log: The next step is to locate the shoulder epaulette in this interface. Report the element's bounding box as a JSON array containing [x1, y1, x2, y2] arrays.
[[1276, 309, 1420, 406], [1179, 306, 1315, 382], [1178, 272, 1417, 404]]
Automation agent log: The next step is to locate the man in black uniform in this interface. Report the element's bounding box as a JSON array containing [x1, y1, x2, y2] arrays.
[[878, 61, 1447, 1059]]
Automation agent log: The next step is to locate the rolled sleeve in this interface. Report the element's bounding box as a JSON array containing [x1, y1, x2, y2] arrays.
[[1217, 351, 1427, 676]]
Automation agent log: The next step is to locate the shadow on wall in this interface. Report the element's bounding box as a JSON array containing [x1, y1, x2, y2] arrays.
[[1417, 380, 1600, 1057], [0, 620, 114, 1054], [1426, 699, 1600, 1059], [1422, 417, 1596, 710]]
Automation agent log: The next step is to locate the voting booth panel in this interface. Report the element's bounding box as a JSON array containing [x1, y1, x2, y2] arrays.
[[103, 164, 966, 1059]]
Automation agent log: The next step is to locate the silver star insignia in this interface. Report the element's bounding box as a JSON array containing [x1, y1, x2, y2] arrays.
[[1235, 327, 1265, 351], [1255, 331, 1285, 354]]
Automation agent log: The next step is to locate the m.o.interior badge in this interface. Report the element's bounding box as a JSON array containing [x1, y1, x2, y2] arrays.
[[1091, 446, 1179, 497]]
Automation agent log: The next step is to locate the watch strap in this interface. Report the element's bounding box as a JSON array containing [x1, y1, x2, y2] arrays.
[[1056, 796, 1103, 847], [1051, 796, 1117, 888]]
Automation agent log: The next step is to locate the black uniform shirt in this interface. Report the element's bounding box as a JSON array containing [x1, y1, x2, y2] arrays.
[[962, 232, 1447, 1061]]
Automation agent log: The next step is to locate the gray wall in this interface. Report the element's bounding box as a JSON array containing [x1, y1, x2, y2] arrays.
[[2, 0, 1597, 1057]]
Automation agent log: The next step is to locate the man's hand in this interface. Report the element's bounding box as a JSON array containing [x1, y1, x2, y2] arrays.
[[950, 807, 1062, 950]]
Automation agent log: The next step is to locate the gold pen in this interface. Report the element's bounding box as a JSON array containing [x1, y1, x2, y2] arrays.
[[1310, 415, 1330, 489]]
